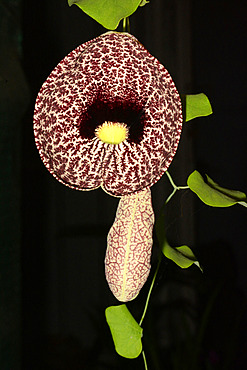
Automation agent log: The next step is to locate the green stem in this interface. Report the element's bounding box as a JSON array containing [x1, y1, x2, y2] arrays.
[[122, 17, 127, 32], [139, 256, 161, 326], [138, 171, 189, 369], [122, 17, 130, 32], [139, 257, 162, 370], [165, 170, 177, 189], [164, 171, 189, 205], [139, 171, 188, 325], [127, 17, 130, 32], [165, 188, 176, 205], [165, 170, 189, 191], [142, 350, 148, 370]]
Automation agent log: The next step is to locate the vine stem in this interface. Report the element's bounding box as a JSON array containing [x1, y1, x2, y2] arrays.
[[139, 170, 189, 370], [142, 350, 148, 370], [165, 170, 177, 189], [122, 17, 130, 33], [139, 256, 161, 326], [122, 17, 127, 31], [165, 188, 176, 205], [165, 170, 189, 191], [165, 171, 189, 204], [139, 171, 188, 327], [139, 257, 161, 370]]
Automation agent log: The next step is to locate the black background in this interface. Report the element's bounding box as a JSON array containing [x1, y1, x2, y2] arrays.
[[1, 0, 247, 369]]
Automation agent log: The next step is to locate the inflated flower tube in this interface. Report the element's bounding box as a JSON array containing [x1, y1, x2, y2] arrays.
[[33, 32, 183, 302], [33, 31, 183, 197], [105, 188, 154, 302]]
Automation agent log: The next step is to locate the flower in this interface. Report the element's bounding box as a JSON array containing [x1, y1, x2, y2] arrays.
[[105, 187, 154, 302], [33, 31, 183, 197], [34, 32, 184, 302]]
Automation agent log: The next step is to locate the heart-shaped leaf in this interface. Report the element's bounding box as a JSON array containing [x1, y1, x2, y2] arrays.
[[68, 0, 142, 30], [105, 304, 143, 358], [187, 170, 247, 207], [185, 93, 213, 122], [164, 243, 202, 271], [156, 212, 202, 271]]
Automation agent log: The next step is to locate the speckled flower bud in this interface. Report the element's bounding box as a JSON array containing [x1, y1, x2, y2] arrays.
[[105, 188, 154, 302]]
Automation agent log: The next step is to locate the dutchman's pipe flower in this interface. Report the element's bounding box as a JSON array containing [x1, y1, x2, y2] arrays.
[[34, 32, 183, 301]]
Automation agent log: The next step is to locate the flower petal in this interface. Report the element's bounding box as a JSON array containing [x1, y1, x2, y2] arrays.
[[34, 32, 183, 196], [105, 188, 154, 302]]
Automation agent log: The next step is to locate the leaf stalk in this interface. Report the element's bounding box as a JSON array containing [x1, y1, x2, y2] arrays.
[[122, 17, 130, 32]]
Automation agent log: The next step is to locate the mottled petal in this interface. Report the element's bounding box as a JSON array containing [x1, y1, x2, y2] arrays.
[[34, 32, 183, 196], [105, 188, 154, 302]]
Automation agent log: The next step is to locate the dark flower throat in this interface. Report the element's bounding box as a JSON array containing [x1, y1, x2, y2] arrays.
[[79, 92, 146, 144]]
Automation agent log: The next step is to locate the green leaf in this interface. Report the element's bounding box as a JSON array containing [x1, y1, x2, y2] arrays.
[[68, 0, 142, 30], [156, 212, 202, 271], [187, 170, 247, 207], [139, 0, 149, 6], [105, 304, 143, 359], [185, 93, 213, 122], [165, 243, 202, 271]]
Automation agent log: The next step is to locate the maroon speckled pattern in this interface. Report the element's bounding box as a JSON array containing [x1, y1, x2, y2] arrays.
[[105, 188, 154, 302], [33, 31, 183, 197]]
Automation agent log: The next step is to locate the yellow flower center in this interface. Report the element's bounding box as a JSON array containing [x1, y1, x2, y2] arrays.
[[95, 121, 128, 145]]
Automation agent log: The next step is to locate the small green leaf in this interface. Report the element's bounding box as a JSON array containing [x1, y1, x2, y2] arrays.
[[185, 93, 213, 122], [139, 0, 149, 6], [156, 213, 202, 271], [68, 0, 142, 30], [187, 170, 247, 207], [166, 244, 202, 271], [238, 201, 247, 208], [105, 304, 143, 359]]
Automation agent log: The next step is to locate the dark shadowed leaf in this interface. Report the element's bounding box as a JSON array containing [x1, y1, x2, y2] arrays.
[[156, 212, 202, 270]]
